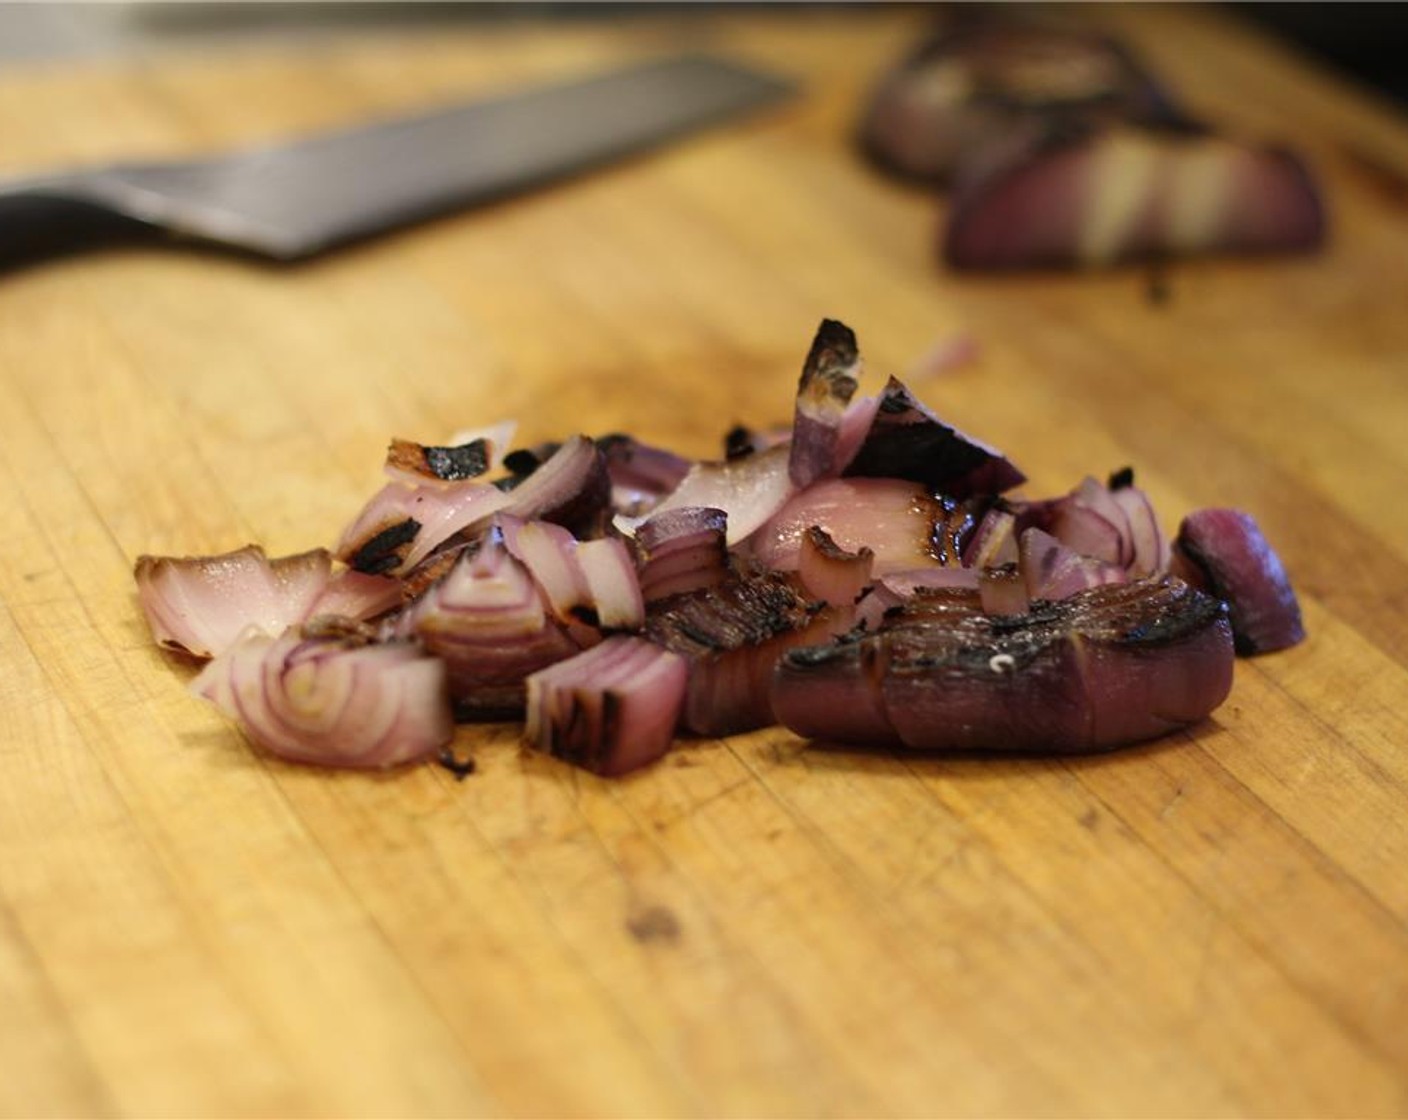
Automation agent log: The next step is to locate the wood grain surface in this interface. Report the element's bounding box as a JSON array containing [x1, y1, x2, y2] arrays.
[[2, 7, 1407, 1117]]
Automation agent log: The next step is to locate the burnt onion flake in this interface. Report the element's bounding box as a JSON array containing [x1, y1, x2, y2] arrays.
[[135, 320, 1303, 775]]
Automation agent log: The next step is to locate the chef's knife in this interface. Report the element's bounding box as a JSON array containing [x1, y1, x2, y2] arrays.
[[0, 54, 793, 263]]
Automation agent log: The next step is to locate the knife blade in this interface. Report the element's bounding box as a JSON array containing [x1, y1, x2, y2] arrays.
[[0, 54, 793, 264]]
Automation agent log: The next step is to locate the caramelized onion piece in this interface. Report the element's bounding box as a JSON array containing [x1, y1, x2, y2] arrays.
[[646, 568, 841, 736], [192, 625, 453, 769], [1174, 508, 1305, 654], [525, 636, 687, 777], [636, 506, 730, 603], [1020, 527, 1128, 599], [774, 578, 1233, 752]]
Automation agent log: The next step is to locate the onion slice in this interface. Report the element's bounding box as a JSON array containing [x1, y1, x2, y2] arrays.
[[192, 624, 453, 769], [789, 319, 863, 488], [636, 506, 730, 603], [525, 636, 687, 777], [390, 532, 581, 716], [134, 545, 395, 660]]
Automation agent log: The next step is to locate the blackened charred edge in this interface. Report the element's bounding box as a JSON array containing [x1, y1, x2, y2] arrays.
[[805, 524, 869, 562], [724, 425, 756, 461], [646, 571, 815, 657], [423, 439, 490, 481], [300, 615, 377, 646], [350, 517, 421, 574], [1107, 466, 1135, 490], [877, 391, 911, 415], [847, 425, 991, 489], [436, 747, 477, 780], [569, 604, 602, 629], [502, 447, 549, 478], [802, 319, 860, 387]]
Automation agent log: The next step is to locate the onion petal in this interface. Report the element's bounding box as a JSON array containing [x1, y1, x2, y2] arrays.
[[192, 625, 453, 769]]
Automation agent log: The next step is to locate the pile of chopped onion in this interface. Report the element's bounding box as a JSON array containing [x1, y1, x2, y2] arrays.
[[136, 319, 1304, 775]]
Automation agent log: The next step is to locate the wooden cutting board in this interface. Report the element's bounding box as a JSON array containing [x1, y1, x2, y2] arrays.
[[2, 7, 1407, 1116]]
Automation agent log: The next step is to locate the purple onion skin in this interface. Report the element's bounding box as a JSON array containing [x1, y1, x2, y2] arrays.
[[1174, 508, 1305, 655], [774, 579, 1233, 753]]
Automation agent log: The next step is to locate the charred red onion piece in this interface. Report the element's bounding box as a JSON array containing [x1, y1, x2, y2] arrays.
[[191, 624, 454, 769], [842, 376, 1026, 498], [789, 319, 863, 488], [944, 124, 1326, 270], [645, 568, 840, 737], [497, 434, 613, 539], [774, 578, 1233, 752], [336, 480, 506, 575], [798, 526, 875, 607], [134, 545, 396, 659], [525, 636, 687, 777], [390, 532, 581, 717], [636, 506, 731, 603], [1173, 508, 1305, 654]]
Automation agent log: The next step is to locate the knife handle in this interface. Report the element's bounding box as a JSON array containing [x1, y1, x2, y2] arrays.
[[0, 178, 155, 266]]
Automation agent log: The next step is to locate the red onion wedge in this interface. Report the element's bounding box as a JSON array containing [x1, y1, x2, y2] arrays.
[[390, 531, 581, 717], [774, 578, 1233, 752], [636, 506, 731, 603], [525, 636, 687, 777], [498, 514, 643, 634], [192, 623, 454, 769], [135, 545, 397, 660], [498, 434, 612, 539], [789, 319, 863, 489], [944, 124, 1326, 271], [1173, 508, 1305, 655], [645, 567, 842, 737]]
